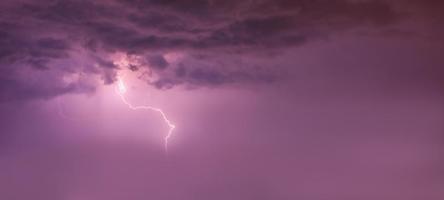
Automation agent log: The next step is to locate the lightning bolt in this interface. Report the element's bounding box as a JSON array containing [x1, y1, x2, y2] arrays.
[[115, 77, 175, 154]]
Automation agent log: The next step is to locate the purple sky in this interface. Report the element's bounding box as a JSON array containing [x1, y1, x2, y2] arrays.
[[1, 0, 444, 199]]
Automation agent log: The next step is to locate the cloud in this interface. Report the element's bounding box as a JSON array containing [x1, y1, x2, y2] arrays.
[[147, 55, 169, 70], [0, 0, 403, 101]]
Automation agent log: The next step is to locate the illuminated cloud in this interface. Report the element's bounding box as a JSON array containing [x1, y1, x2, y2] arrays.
[[0, 0, 409, 101]]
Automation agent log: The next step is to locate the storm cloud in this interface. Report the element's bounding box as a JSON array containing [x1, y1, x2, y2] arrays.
[[0, 0, 435, 101], [1, 1, 444, 200]]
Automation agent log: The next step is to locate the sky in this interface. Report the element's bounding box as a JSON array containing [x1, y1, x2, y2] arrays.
[[0, 0, 443, 199]]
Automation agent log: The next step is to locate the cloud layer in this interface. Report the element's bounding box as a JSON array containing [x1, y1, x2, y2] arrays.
[[0, 0, 425, 101]]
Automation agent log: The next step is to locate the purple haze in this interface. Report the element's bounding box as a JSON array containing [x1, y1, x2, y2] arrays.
[[0, 0, 444, 199]]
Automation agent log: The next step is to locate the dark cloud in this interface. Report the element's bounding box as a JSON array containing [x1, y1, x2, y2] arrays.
[[0, 68, 96, 102], [20, 0, 118, 25], [0, 0, 425, 101], [0, 78, 87, 102], [127, 12, 194, 33], [152, 63, 276, 90], [153, 67, 228, 89], [147, 55, 169, 70], [128, 64, 139, 71]]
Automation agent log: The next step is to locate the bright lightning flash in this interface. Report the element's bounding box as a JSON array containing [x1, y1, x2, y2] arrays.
[[115, 77, 175, 153]]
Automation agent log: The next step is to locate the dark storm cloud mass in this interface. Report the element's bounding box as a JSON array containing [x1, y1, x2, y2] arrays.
[[0, 0, 420, 101]]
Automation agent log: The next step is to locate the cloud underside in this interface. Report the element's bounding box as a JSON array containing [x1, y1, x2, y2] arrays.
[[0, 0, 412, 101]]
